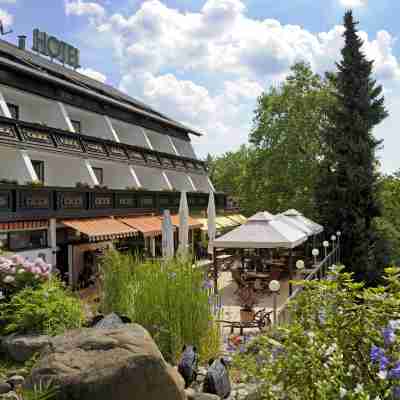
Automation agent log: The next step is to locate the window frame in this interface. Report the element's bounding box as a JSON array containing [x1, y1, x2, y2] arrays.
[[7, 103, 19, 120], [31, 160, 45, 183], [71, 119, 81, 134], [5, 230, 48, 252], [92, 167, 104, 185]]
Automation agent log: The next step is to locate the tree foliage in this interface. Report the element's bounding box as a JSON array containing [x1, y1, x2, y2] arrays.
[[315, 11, 388, 282], [209, 62, 334, 216]]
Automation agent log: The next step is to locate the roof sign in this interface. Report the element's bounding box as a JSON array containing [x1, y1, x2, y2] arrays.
[[32, 28, 80, 69]]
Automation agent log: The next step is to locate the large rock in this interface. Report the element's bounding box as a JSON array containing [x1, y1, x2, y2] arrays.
[[1, 334, 51, 362], [29, 324, 186, 400]]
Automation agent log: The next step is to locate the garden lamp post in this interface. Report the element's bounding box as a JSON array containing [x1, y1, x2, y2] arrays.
[[331, 235, 337, 264], [269, 279, 280, 324], [336, 231, 341, 263], [296, 259, 305, 278], [312, 248, 319, 266], [323, 240, 329, 258]]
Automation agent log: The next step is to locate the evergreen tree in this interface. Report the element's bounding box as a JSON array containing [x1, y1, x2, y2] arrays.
[[315, 11, 388, 282]]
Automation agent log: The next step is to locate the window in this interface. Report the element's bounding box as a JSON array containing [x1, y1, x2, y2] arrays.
[[7, 103, 19, 120], [92, 167, 104, 185], [31, 160, 45, 183], [8, 230, 48, 251], [71, 120, 81, 134]]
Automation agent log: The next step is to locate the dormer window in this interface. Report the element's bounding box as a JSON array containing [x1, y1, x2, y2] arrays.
[[31, 160, 44, 183], [92, 167, 104, 185], [7, 103, 19, 120], [71, 119, 81, 134]]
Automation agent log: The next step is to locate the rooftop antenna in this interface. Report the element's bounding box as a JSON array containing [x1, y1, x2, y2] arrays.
[[0, 20, 12, 36]]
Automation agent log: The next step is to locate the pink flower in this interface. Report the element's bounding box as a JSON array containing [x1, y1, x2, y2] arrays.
[[11, 255, 25, 265]]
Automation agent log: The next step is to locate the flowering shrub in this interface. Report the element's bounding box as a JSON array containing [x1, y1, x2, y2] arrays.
[[0, 255, 51, 298], [0, 278, 85, 336], [234, 266, 400, 399]]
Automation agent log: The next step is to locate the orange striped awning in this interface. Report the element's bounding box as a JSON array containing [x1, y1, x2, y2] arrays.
[[118, 216, 165, 237], [167, 215, 203, 230], [0, 220, 49, 232], [61, 217, 137, 242]]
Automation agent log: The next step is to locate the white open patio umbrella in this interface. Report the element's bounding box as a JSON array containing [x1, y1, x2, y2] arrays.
[[207, 192, 216, 255], [212, 211, 307, 249], [162, 209, 175, 259], [178, 191, 189, 255]]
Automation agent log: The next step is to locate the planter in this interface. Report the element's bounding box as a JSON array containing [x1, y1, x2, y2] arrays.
[[240, 308, 255, 323]]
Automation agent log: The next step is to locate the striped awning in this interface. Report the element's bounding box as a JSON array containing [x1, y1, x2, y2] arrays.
[[0, 220, 49, 232], [215, 216, 240, 228], [118, 216, 164, 237], [167, 215, 203, 230], [61, 217, 137, 242], [196, 218, 224, 231], [227, 214, 247, 225]]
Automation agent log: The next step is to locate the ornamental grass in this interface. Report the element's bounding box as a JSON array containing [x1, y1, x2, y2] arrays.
[[100, 250, 221, 363]]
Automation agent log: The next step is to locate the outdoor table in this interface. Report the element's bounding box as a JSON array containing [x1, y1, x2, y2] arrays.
[[244, 272, 270, 280]]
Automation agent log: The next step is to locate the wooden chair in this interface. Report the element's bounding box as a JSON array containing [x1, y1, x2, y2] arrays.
[[217, 308, 272, 335]]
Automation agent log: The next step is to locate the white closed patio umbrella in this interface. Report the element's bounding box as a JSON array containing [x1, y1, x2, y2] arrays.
[[178, 191, 189, 255], [162, 209, 175, 259], [207, 192, 216, 255]]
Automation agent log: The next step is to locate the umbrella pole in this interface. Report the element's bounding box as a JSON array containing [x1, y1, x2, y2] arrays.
[[213, 247, 218, 294], [289, 248, 293, 296]]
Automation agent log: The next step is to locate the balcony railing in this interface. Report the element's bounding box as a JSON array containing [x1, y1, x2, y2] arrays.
[[0, 184, 226, 221], [0, 116, 208, 175]]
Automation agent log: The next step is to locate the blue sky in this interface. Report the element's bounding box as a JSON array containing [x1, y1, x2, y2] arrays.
[[1, 0, 400, 172]]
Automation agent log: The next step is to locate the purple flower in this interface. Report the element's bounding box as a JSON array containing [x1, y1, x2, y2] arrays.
[[380, 355, 390, 372], [393, 386, 400, 399], [202, 280, 213, 290], [390, 363, 400, 379], [370, 345, 385, 363], [383, 327, 396, 346]]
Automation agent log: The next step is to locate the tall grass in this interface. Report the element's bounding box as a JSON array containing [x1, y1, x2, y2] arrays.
[[100, 250, 220, 362]]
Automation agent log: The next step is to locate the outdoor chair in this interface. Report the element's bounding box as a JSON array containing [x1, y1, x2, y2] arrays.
[[217, 308, 272, 335]]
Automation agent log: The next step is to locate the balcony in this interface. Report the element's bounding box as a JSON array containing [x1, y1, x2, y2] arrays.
[[0, 184, 226, 221], [0, 116, 210, 188]]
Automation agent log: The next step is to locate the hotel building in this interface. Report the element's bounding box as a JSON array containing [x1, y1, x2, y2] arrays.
[[0, 33, 229, 286]]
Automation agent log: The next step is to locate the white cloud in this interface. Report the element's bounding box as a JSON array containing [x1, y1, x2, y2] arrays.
[[0, 0, 16, 4], [70, 0, 400, 171], [79, 67, 107, 83], [339, 0, 367, 8], [65, 0, 105, 22], [0, 8, 13, 29]]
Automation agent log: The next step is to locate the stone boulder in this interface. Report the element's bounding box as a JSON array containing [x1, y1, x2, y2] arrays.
[[1, 334, 51, 362], [29, 324, 186, 400]]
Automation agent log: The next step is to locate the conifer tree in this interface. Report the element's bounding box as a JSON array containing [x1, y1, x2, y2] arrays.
[[315, 11, 388, 281]]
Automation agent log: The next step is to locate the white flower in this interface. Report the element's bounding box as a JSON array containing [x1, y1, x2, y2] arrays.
[[325, 343, 337, 357], [374, 396, 382, 400], [354, 383, 363, 394], [377, 370, 387, 380], [339, 387, 347, 398], [3, 275, 15, 283], [17, 268, 25, 274], [389, 320, 400, 330], [348, 364, 355, 371]]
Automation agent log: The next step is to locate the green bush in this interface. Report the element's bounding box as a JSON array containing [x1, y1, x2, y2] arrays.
[[0, 278, 85, 336], [100, 250, 220, 362], [234, 267, 400, 399]]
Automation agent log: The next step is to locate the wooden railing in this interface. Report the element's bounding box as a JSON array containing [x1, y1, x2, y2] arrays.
[[275, 246, 340, 326]]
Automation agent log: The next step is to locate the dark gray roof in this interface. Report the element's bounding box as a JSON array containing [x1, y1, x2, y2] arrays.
[[0, 38, 202, 136]]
